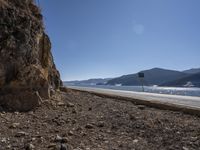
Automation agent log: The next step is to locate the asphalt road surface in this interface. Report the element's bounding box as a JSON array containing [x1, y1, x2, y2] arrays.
[[68, 86, 200, 110]]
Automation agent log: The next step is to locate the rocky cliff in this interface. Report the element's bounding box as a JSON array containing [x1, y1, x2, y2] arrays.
[[0, 0, 61, 111]]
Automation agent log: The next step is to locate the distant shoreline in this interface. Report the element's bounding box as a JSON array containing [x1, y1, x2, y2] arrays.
[[64, 84, 200, 97]]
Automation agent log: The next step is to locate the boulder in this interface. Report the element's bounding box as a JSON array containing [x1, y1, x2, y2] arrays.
[[0, 0, 61, 111]]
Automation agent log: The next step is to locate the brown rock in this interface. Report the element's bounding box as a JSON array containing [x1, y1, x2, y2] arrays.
[[15, 131, 29, 137], [0, 0, 61, 111], [9, 122, 20, 128], [68, 131, 74, 136], [25, 143, 35, 150], [66, 102, 75, 107], [137, 105, 146, 110], [85, 124, 94, 129], [96, 121, 104, 128]]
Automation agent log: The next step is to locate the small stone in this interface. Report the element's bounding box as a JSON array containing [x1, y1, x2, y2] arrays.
[[55, 135, 62, 142], [85, 124, 94, 129], [72, 108, 77, 114], [129, 114, 136, 120], [137, 105, 145, 110], [76, 127, 82, 131], [28, 111, 34, 115], [97, 121, 104, 127], [183, 147, 189, 150], [61, 137, 68, 143], [15, 131, 29, 137], [191, 136, 198, 142], [14, 111, 20, 115], [88, 107, 92, 111], [61, 144, 67, 150], [66, 102, 74, 107], [71, 119, 76, 124], [133, 139, 139, 143], [58, 102, 65, 106], [68, 131, 74, 136], [1, 138, 7, 143], [6, 145, 11, 149], [10, 123, 20, 128], [25, 143, 35, 150], [50, 143, 69, 150], [48, 143, 57, 148]]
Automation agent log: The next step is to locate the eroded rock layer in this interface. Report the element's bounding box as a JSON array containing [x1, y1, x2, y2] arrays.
[[0, 0, 61, 111]]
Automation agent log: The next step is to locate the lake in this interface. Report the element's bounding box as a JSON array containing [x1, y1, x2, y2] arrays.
[[65, 84, 200, 97]]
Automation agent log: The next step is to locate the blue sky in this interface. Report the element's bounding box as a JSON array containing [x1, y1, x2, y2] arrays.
[[39, 0, 200, 81]]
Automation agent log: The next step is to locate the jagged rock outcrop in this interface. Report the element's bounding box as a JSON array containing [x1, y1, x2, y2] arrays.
[[0, 0, 61, 111]]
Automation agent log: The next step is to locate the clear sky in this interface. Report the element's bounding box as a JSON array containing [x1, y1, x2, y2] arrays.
[[39, 0, 200, 81]]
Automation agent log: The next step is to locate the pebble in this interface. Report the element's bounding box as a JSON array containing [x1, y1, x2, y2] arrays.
[[133, 139, 139, 143], [55, 135, 63, 142], [1, 137, 7, 143], [97, 121, 104, 127], [48, 143, 57, 148], [137, 105, 146, 110], [6, 145, 11, 149], [72, 108, 77, 114], [60, 144, 68, 150], [10, 123, 20, 128], [71, 119, 77, 124], [61, 137, 68, 143], [58, 102, 65, 106], [15, 131, 29, 137], [85, 124, 94, 129], [129, 114, 136, 120], [54, 135, 69, 143], [67, 102, 75, 107], [182, 147, 189, 150], [68, 131, 74, 136], [190, 136, 198, 142], [48, 143, 69, 150], [25, 143, 35, 150]]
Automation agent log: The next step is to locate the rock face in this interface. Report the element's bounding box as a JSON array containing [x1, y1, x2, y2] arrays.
[[0, 0, 61, 111]]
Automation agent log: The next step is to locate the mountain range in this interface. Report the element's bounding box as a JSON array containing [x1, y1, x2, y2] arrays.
[[64, 78, 111, 86], [161, 72, 200, 87], [182, 68, 200, 74], [106, 68, 189, 86], [64, 67, 200, 87]]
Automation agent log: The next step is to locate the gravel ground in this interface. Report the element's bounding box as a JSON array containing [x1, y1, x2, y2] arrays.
[[0, 88, 200, 150]]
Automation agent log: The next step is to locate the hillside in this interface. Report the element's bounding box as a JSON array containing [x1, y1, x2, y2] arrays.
[[161, 72, 200, 87], [106, 68, 188, 86], [183, 68, 200, 74]]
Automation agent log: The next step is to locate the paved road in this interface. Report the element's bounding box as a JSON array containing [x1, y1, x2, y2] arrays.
[[68, 86, 200, 109]]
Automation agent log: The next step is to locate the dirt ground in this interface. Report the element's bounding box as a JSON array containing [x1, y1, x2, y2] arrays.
[[0, 89, 200, 150]]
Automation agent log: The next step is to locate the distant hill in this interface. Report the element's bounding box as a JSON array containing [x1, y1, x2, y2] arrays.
[[161, 73, 200, 87], [106, 68, 188, 86], [63, 78, 112, 86], [182, 68, 200, 74]]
